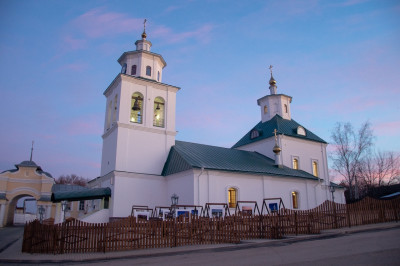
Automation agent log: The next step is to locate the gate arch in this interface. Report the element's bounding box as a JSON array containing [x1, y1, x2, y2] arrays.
[[0, 160, 54, 227]]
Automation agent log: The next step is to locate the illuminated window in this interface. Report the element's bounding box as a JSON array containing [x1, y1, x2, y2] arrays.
[[146, 66, 151, 76], [153, 97, 165, 128], [312, 161, 318, 177], [130, 92, 144, 124], [293, 158, 299, 169], [131, 65, 137, 75], [264, 105, 268, 114], [292, 191, 299, 209], [228, 187, 237, 208]]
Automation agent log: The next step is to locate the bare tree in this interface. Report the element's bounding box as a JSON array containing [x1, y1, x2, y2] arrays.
[[56, 174, 88, 187], [330, 121, 374, 200], [359, 151, 400, 188]]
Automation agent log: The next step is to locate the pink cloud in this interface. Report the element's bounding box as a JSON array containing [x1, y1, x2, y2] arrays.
[[66, 117, 103, 136], [373, 120, 400, 137], [153, 24, 214, 44], [335, 0, 370, 7], [63, 35, 87, 50], [58, 62, 88, 71], [70, 7, 143, 38]]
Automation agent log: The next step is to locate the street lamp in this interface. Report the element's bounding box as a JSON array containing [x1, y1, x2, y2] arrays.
[[329, 185, 336, 202], [38, 205, 45, 223], [170, 193, 179, 218]]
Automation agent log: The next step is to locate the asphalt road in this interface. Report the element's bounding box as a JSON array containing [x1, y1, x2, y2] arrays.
[[86, 228, 400, 266], [0, 225, 24, 253]]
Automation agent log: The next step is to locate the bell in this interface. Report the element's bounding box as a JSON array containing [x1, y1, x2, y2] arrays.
[[156, 103, 160, 110], [132, 97, 141, 111]]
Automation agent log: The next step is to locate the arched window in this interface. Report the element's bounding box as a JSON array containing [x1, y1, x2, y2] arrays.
[[264, 105, 268, 114], [291, 191, 299, 209], [112, 94, 118, 123], [153, 97, 165, 128], [130, 92, 143, 124], [146, 66, 151, 76], [284, 104, 288, 113], [131, 65, 137, 75], [293, 158, 299, 169], [106, 101, 112, 129], [121, 63, 127, 74], [228, 187, 237, 208], [297, 126, 306, 136], [157, 71, 160, 81], [312, 161, 319, 177], [250, 129, 259, 139]]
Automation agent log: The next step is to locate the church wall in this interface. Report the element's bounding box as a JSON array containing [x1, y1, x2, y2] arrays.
[[235, 138, 276, 160], [280, 136, 329, 181], [165, 170, 195, 206], [193, 170, 332, 211], [115, 127, 174, 175], [100, 128, 118, 176], [112, 172, 166, 217]]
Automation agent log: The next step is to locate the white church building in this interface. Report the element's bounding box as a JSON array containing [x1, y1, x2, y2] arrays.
[[89, 28, 345, 218]]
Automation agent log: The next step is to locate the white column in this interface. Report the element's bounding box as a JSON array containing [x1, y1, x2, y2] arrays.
[[0, 204, 6, 227]]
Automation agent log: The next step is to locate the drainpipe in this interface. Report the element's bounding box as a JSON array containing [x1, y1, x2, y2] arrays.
[[197, 167, 204, 205]]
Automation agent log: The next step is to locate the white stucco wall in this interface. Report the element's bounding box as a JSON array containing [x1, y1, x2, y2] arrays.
[[111, 172, 166, 217]]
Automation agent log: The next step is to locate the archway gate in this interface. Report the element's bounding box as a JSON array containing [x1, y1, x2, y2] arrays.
[[0, 160, 54, 227]]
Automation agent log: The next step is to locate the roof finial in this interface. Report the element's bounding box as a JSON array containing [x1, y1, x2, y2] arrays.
[[142, 19, 147, 39], [30, 140, 34, 162], [269, 65, 276, 85]]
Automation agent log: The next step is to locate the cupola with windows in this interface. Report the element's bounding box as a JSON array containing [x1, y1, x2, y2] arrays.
[[117, 19, 166, 82], [257, 65, 292, 122]]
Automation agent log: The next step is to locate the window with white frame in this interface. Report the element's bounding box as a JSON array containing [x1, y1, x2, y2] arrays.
[[312, 161, 319, 177], [130, 92, 144, 124], [291, 191, 299, 209], [293, 158, 299, 169], [228, 187, 237, 208], [146, 66, 151, 76], [153, 96, 165, 128]]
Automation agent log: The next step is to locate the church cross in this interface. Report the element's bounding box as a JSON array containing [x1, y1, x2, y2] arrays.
[[273, 129, 278, 143], [30, 140, 34, 162], [143, 19, 147, 32], [269, 65, 273, 74]]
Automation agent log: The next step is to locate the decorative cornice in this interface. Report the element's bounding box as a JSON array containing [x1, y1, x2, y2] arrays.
[[117, 122, 177, 136]]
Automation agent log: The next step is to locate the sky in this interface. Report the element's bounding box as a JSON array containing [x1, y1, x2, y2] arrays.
[[0, 0, 399, 182]]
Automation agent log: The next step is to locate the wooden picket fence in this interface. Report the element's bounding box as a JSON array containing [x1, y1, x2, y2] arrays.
[[22, 197, 399, 254]]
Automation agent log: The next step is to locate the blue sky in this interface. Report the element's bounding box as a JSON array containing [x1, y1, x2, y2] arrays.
[[0, 0, 399, 182]]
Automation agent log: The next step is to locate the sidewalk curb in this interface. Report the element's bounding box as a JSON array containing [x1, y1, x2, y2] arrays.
[[1, 223, 399, 264]]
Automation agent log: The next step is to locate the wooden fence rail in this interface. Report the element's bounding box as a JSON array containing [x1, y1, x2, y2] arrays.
[[22, 197, 399, 254]]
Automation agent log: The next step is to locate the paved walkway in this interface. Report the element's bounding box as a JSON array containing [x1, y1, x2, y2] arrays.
[[0, 222, 399, 264]]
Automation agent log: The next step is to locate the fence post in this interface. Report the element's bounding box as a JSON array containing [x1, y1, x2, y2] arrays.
[[392, 200, 398, 223], [333, 202, 338, 229], [346, 203, 351, 228], [174, 219, 177, 247]]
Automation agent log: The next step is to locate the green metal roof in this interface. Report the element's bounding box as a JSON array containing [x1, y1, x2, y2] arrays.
[[232, 114, 327, 148], [51, 187, 111, 202], [162, 140, 319, 181]]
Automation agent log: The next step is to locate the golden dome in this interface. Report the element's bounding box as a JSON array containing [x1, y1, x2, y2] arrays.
[[273, 144, 281, 154], [141, 31, 147, 39], [269, 75, 276, 85]]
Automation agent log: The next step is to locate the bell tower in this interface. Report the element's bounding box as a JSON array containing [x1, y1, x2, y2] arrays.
[[100, 23, 180, 177], [257, 65, 292, 122]]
